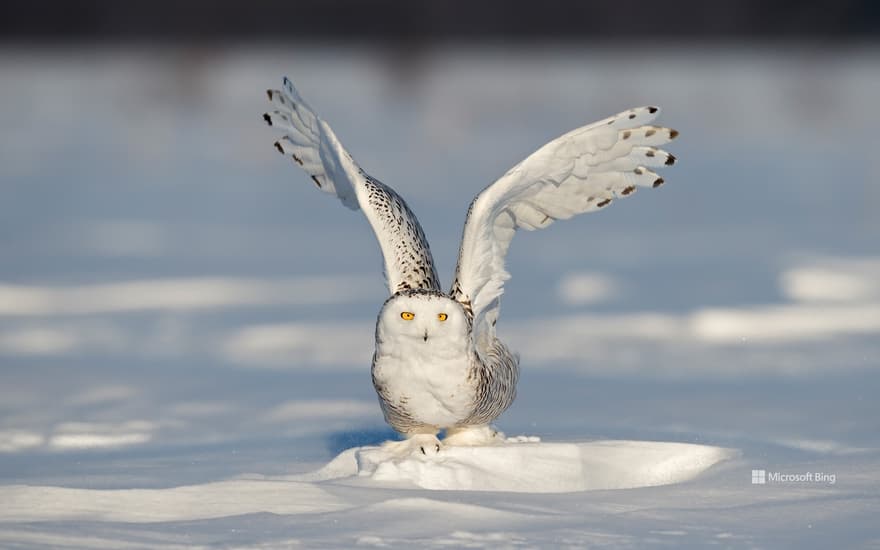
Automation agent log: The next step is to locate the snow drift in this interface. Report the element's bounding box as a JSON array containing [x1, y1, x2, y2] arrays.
[[2, 439, 733, 524], [301, 438, 734, 493]]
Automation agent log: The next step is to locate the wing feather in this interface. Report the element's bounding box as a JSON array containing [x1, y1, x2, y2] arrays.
[[264, 78, 441, 294], [451, 106, 678, 356]]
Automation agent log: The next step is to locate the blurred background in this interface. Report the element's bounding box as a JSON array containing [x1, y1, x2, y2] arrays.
[[1, 1, 878, 486]]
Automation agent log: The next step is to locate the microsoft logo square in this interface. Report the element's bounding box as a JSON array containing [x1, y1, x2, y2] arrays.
[[751, 469, 766, 484]]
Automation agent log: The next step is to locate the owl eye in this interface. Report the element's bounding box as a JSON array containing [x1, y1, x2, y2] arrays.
[[437, 313, 448, 322], [400, 311, 415, 321]]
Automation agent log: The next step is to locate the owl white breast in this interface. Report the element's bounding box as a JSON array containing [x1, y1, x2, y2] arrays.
[[371, 290, 477, 432]]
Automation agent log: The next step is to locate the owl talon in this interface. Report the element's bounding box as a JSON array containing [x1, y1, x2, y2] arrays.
[[420, 442, 442, 455], [382, 433, 442, 458]]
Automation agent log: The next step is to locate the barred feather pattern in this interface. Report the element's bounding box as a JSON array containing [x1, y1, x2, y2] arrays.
[[361, 174, 441, 293], [264, 78, 441, 295], [459, 338, 519, 427]]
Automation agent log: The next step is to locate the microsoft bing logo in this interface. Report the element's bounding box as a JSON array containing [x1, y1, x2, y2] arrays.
[[750, 468, 836, 485]]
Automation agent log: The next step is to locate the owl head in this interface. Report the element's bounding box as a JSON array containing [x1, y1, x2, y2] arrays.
[[376, 289, 470, 348]]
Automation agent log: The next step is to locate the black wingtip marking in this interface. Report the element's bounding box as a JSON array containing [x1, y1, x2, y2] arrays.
[[648, 106, 658, 113], [622, 130, 631, 140], [628, 113, 636, 119], [292, 153, 303, 165], [653, 177, 665, 188], [645, 128, 656, 137], [263, 113, 272, 126], [665, 154, 677, 166], [266, 89, 273, 101], [597, 198, 612, 208], [273, 141, 283, 154], [670, 129, 680, 139], [311, 175, 322, 188], [621, 185, 636, 196], [646, 150, 656, 157]]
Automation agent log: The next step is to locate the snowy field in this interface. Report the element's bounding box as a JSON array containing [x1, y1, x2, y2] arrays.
[[1, 45, 879, 548]]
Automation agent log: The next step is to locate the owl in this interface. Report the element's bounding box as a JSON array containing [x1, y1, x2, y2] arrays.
[[263, 78, 677, 455]]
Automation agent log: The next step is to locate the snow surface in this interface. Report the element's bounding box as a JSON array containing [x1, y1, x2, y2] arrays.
[[321, 439, 734, 492], [1, 45, 879, 548], [3, 440, 733, 522]]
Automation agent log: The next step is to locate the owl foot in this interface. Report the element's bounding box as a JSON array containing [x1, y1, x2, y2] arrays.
[[380, 433, 443, 457], [443, 425, 505, 446]]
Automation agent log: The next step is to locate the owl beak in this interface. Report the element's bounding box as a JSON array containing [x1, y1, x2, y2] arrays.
[[423, 330, 428, 342]]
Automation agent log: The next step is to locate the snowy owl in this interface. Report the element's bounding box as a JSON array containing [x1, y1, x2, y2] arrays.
[[263, 78, 677, 455]]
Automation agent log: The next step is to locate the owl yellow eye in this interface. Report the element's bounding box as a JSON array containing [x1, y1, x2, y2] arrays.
[[400, 311, 415, 321], [437, 313, 448, 322]]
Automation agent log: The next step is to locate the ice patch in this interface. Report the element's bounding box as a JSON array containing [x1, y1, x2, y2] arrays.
[[0, 430, 45, 453], [301, 439, 733, 493], [781, 258, 880, 303], [48, 421, 156, 451], [557, 271, 619, 305], [0, 276, 372, 316], [0, 322, 127, 356], [690, 303, 880, 343]]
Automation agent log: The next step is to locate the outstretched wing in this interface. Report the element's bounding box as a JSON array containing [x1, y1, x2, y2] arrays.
[[263, 78, 441, 294], [451, 106, 678, 354]]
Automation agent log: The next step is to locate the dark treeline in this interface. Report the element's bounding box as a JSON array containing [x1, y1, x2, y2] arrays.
[[1, 0, 877, 43]]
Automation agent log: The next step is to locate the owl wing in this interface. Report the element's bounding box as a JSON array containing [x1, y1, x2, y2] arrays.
[[263, 78, 441, 294], [450, 106, 678, 356]]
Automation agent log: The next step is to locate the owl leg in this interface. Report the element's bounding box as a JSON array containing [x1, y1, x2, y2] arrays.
[[380, 432, 442, 457], [443, 424, 505, 446]]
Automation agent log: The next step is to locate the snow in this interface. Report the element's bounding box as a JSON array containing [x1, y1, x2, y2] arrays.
[[0, 275, 372, 316], [2, 440, 732, 524], [1, 45, 879, 548], [2, 480, 349, 523], [337, 439, 733, 492]]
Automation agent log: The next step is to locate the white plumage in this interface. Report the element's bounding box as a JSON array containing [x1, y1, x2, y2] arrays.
[[264, 78, 677, 454]]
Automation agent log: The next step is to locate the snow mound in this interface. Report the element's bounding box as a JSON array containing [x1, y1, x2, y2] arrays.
[[303, 438, 734, 493]]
